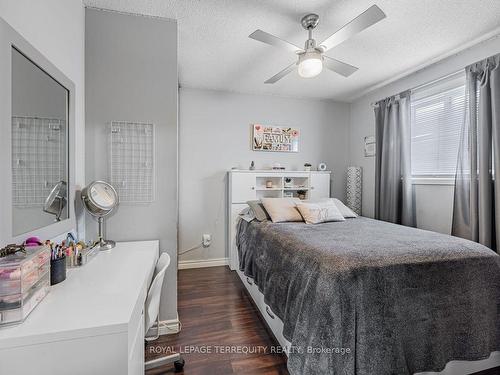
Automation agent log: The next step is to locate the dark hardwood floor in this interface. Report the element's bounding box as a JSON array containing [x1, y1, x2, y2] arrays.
[[146, 266, 500, 375], [145, 266, 288, 375]]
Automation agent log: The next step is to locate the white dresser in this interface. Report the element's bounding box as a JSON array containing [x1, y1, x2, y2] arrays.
[[0, 241, 159, 375], [226, 170, 331, 270]]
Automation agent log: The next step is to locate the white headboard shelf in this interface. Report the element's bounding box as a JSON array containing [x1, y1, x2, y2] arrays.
[[226, 170, 331, 270]]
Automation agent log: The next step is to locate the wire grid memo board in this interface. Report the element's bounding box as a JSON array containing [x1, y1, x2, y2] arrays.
[[12, 116, 66, 207], [109, 121, 155, 204]]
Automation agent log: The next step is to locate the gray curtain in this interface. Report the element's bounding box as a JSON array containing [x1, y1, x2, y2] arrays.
[[452, 53, 500, 250], [374, 91, 415, 226]]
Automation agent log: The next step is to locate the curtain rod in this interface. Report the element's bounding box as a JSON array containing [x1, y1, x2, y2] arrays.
[[370, 69, 463, 108], [370, 91, 408, 108]]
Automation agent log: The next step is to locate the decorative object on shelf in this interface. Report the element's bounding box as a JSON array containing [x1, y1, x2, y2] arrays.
[[43, 181, 67, 222], [297, 190, 307, 200], [81, 181, 119, 251], [284, 177, 293, 188], [284, 191, 293, 198], [252, 124, 299, 152], [304, 163, 312, 171], [266, 180, 274, 189], [318, 162, 327, 171], [249, 161, 255, 170], [346, 166, 362, 215], [364, 136, 376, 157], [272, 162, 286, 170]]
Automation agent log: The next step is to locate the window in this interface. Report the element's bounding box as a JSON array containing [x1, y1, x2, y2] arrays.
[[410, 73, 465, 177]]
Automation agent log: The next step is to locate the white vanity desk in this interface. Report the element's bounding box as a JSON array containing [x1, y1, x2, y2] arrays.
[[0, 240, 159, 375]]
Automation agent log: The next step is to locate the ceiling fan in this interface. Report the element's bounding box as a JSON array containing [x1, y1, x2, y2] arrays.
[[249, 4, 386, 83]]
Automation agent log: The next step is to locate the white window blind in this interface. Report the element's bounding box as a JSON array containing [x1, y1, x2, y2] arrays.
[[410, 72, 465, 177]]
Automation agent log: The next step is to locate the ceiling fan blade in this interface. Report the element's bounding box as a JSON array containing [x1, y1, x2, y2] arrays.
[[264, 63, 296, 84], [319, 5, 386, 52], [249, 30, 303, 53], [323, 56, 358, 77]]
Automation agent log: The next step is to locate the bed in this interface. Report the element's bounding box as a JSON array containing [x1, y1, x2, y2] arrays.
[[236, 217, 500, 375]]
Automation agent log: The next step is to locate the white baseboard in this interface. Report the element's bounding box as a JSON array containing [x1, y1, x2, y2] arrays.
[[178, 257, 229, 270]]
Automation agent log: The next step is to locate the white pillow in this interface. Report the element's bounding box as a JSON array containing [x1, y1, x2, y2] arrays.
[[296, 201, 345, 224], [301, 198, 358, 218], [261, 198, 303, 223], [331, 198, 358, 218]]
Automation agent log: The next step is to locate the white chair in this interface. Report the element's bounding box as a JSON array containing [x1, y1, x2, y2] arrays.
[[144, 253, 185, 372]]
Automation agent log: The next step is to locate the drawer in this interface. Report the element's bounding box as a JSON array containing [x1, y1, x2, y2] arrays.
[[0, 272, 50, 326], [0, 254, 50, 297], [260, 301, 290, 352], [237, 270, 288, 350], [259, 300, 286, 347], [237, 270, 261, 304]]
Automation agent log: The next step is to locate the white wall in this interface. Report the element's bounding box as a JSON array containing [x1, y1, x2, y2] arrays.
[[85, 9, 178, 321], [0, 0, 86, 237], [414, 184, 454, 234], [349, 36, 500, 234], [179, 88, 350, 264]]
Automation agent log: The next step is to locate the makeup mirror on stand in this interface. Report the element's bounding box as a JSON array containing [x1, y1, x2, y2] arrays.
[[81, 181, 119, 251], [43, 181, 67, 222]]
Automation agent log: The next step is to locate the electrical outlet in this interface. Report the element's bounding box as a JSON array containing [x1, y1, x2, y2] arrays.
[[202, 234, 211, 248]]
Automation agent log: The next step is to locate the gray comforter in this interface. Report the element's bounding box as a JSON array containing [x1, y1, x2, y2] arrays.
[[236, 217, 500, 375]]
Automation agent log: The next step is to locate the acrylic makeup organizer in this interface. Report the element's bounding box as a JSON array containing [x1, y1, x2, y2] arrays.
[[11, 116, 66, 207], [0, 245, 51, 326], [109, 121, 155, 204]]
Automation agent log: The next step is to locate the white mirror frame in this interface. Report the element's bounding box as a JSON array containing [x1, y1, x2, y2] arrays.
[[0, 17, 76, 245]]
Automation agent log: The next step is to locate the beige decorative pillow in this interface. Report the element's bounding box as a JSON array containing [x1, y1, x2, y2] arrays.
[[260, 198, 303, 223], [296, 201, 345, 224]]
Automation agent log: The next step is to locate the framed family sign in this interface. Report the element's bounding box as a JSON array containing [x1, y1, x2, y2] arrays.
[[252, 124, 299, 153]]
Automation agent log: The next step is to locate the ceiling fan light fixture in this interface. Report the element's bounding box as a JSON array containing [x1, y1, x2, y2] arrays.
[[297, 51, 323, 78], [250, 5, 385, 83]]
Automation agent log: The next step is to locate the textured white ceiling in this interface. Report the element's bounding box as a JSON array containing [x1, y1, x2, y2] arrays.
[[83, 0, 500, 101]]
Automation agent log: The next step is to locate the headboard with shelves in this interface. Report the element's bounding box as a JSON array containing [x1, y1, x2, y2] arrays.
[[226, 170, 331, 270]]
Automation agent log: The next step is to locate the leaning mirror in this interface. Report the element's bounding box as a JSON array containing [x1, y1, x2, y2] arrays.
[[11, 47, 69, 236]]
